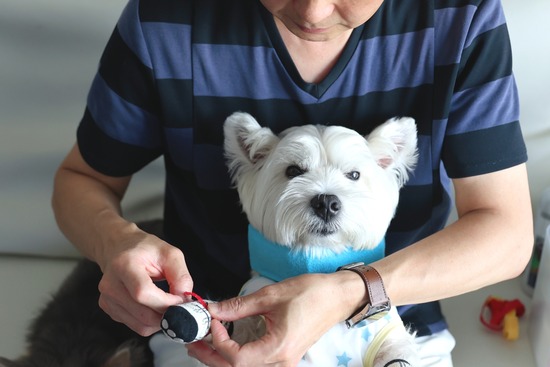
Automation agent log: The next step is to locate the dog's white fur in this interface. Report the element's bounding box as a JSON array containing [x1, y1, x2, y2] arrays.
[[220, 112, 420, 367], [224, 112, 417, 254]]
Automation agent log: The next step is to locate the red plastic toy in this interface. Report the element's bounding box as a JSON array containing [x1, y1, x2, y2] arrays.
[[480, 296, 526, 340]]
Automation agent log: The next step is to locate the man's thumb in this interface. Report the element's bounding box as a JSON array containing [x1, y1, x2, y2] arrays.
[[209, 295, 258, 322]]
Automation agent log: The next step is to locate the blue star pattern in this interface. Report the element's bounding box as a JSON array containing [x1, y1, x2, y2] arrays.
[[337, 352, 353, 366], [362, 325, 375, 344]]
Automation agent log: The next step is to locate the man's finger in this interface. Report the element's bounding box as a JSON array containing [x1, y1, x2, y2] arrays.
[[124, 266, 184, 312], [160, 249, 194, 296], [208, 293, 263, 322], [98, 293, 161, 336], [209, 319, 243, 364], [187, 336, 232, 367]]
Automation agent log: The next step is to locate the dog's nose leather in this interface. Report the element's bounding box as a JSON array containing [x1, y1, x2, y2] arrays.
[[311, 194, 341, 221]]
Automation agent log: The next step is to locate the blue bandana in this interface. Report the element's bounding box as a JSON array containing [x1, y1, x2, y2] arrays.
[[248, 225, 385, 282]]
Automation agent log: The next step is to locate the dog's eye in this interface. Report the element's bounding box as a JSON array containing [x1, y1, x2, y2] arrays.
[[286, 165, 305, 179], [346, 171, 360, 181]]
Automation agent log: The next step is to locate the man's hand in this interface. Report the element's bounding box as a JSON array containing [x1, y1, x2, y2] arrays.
[[187, 271, 365, 366], [97, 232, 193, 336]]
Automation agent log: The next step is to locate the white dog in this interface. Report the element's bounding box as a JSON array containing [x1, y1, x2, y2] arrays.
[[159, 112, 420, 367]]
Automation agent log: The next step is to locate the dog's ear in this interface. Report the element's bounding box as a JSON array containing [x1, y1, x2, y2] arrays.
[[224, 112, 279, 177], [366, 117, 418, 187]]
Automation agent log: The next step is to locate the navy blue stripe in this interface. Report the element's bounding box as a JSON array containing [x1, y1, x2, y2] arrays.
[[157, 79, 194, 128], [432, 119, 448, 167], [456, 24, 512, 91], [362, 0, 433, 39], [433, 64, 459, 120], [387, 181, 452, 251], [190, 85, 435, 146], [164, 128, 193, 171], [193, 145, 232, 191], [389, 184, 438, 233], [165, 163, 248, 237], [411, 136, 437, 185], [435, 0, 482, 9], [99, 28, 158, 114], [194, 0, 270, 46], [78, 110, 161, 177], [139, 0, 192, 25], [163, 198, 249, 299], [443, 121, 527, 178]]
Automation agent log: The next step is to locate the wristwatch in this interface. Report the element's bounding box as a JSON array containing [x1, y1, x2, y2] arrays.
[[337, 262, 391, 328]]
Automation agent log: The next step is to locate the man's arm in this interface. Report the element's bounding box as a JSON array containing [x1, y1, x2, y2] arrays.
[[52, 143, 132, 263], [52, 143, 192, 335], [374, 163, 533, 306]]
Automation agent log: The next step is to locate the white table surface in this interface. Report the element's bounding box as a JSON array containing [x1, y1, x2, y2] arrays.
[[441, 276, 536, 367]]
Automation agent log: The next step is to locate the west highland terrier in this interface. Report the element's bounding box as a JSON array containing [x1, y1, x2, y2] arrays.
[[160, 112, 420, 367]]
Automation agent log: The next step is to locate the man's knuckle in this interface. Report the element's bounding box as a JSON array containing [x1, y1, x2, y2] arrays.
[[97, 279, 107, 293], [256, 284, 279, 302], [136, 325, 156, 337], [97, 296, 109, 312], [133, 287, 150, 304], [231, 295, 246, 311], [164, 245, 183, 259]]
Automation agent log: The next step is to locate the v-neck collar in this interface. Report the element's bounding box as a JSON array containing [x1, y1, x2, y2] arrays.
[[259, 4, 365, 100]]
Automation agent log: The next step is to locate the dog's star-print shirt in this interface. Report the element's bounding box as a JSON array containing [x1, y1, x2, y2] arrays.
[[240, 275, 408, 367]]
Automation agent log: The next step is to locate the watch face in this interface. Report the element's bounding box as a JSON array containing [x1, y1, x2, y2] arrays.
[[367, 301, 391, 318]]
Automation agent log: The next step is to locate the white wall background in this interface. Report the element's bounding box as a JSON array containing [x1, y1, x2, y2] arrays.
[[0, 0, 162, 257]]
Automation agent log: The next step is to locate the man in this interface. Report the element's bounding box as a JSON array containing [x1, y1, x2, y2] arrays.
[[52, 0, 532, 365]]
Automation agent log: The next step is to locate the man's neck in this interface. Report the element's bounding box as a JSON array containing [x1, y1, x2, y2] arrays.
[[274, 17, 353, 84]]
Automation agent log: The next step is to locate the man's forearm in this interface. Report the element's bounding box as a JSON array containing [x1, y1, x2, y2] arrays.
[[51, 145, 134, 267], [373, 164, 533, 306]]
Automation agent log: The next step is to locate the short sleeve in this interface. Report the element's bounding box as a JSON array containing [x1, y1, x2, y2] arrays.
[[77, 0, 162, 177], [441, 0, 527, 178]]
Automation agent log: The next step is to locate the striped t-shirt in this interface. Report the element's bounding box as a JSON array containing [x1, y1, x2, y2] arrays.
[[77, 0, 527, 336]]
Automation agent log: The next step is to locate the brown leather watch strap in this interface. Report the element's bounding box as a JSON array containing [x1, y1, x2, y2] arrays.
[[339, 264, 391, 327]]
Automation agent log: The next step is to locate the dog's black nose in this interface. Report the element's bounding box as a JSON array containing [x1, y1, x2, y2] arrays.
[[310, 194, 341, 222]]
